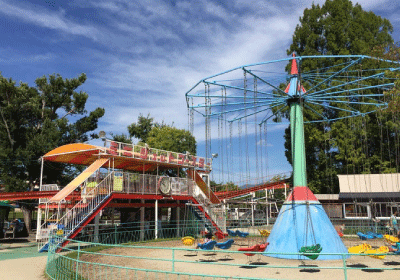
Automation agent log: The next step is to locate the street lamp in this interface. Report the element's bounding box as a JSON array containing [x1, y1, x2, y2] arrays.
[[209, 153, 218, 191]]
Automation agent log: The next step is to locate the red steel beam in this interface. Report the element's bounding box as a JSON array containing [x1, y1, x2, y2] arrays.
[[57, 193, 194, 251], [216, 180, 289, 200], [107, 202, 185, 208], [58, 194, 114, 251], [0, 191, 81, 201], [188, 196, 222, 234]]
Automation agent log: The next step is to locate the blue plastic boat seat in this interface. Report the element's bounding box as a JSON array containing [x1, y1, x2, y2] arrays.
[[366, 231, 383, 238], [236, 230, 249, 238], [215, 239, 234, 250], [197, 240, 217, 250], [357, 232, 374, 240]]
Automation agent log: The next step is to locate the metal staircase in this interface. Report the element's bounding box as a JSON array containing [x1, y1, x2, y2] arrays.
[[186, 170, 220, 204], [185, 186, 225, 235], [187, 203, 218, 233], [37, 172, 115, 252]]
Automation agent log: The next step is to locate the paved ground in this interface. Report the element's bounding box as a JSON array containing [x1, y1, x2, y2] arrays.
[[0, 238, 47, 280]]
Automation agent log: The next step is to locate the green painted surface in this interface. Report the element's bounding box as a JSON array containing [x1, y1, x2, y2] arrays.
[[288, 73, 307, 188], [0, 244, 41, 261], [0, 201, 13, 207], [291, 102, 307, 187]]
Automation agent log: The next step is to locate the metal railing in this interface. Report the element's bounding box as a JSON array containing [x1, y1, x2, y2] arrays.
[[38, 184, 60, 204], [37, 170, 220, 251], [37, 172, 115, 250], [45, 228, 400, 280], [58, 172, 115, 235], [119, 172, 195, 196], [102, 138, 212, 171]]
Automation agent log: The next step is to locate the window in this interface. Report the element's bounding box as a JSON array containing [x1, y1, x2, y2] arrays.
[[343, 203, 370, 219]]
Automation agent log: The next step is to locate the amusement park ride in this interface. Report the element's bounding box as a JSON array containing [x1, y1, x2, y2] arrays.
[[1, 53, 399, 260], [185, 53, 400, 259], [0, 139, 286, 251]]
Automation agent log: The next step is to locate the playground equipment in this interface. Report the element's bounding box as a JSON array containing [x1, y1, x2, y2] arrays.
[[197, 240, 217, 250], [35, 141, 227, 252], [348, 243, 372, 254], [364, 246, 389, 259], [215, 238, 234, 249], [238, 243, 269, 263], [299, 244, 322, 260], [357, 232, 375, 240], [182, 236, 196, 246], [215, 238, 235, 260], [384, 234, 399, 244], [186, 54, 400, 260], [235, 230, 249, 238], [357, 231, 383, 240], [258, 229, 270, 237]]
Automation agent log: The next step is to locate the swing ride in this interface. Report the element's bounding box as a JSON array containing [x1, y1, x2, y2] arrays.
[[185, 54, 400, 260]]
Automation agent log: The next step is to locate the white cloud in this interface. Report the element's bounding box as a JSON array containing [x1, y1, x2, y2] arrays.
[[0, 0, 99, 40], [2, 0, 397, 179], [0, 50, 56, 64], [355, 0, 394, 10], [82, 1, 304, 142]]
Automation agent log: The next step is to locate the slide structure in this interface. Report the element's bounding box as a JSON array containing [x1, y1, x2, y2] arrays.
[[49, 158, 109, 203], [186, 170, 220, 204]]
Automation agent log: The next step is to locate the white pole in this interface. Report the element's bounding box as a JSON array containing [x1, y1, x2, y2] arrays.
[[251, 194, 255, 227], [155, 199, 159, 239], [36, 157, 44, 238], [285, 183, 288, 198], [265, 189, 269, 226]]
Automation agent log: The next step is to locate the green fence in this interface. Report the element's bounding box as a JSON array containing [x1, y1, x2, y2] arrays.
[[45, 222, 400, 280]]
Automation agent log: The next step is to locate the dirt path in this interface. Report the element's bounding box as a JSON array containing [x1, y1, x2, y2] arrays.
[[77, 239, 400, 280], [0, 256, 47, 280], [0, 239, 47, 280], [2, 237, 399, 280]]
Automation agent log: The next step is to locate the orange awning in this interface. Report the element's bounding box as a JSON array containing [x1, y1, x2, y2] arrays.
[[43, 143, 189, 172]]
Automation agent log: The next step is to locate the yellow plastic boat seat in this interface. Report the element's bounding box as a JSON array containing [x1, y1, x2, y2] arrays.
[[348, 243, 372, 254], [258, 229, 270, 237], [384, 234, 399, 243], [364, 246, 389, 259], [182, 236, 195, 246]]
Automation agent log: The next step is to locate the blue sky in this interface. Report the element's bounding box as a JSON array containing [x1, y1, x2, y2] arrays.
[[1, 0, 400, 185]]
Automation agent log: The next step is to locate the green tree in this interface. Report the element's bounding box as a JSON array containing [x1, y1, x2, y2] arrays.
[[125, 115, 196, 177], [111, 133, 132, 144], [371, 43, 400, 112], [127, 114, 196, 155], [211, 181, 239, 193], [128, 113, 155, 143], [147, 126, 196, 155], [284, 0, 394, 194], [288, 0, 392, 57], [0, 73, 104, 231]]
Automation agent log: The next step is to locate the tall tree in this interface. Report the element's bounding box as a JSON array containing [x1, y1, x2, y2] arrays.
[[127, 113, 155, 143], [127, 114, 196, 155], [147, 126, 196, 155], [0, 73, 104, 231], [284, 0, 394, 193], [125, 115, 196, 177]]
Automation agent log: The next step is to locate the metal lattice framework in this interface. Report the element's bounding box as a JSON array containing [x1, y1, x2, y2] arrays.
[[186, 55, 400, 125], [185, 55, 400, 260]]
